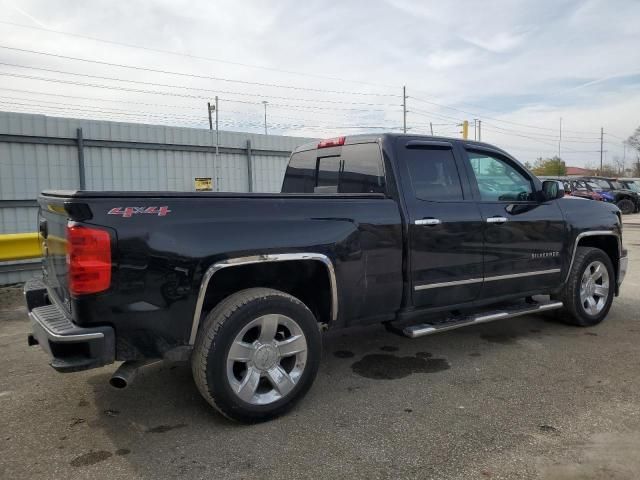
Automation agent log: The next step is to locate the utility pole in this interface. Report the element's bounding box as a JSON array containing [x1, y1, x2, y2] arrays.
[[402, 86, 407, 134], [262, 101, 268, 135], [215, 96, 219, 157], [558, 117, 562, 158], [600, 127, 604, 172], [429, 122, 433, 136], [207, 99, 219, 191], [477, 120, 481, 141]]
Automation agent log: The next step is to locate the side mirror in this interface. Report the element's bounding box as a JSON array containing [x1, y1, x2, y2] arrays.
[[541, 180, 565, 200]]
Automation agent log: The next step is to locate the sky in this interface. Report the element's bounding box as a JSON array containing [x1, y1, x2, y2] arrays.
[[0, 0, 639, 168]]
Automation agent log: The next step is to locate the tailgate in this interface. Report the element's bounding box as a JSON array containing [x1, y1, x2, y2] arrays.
[[38, 196, 72, 312]]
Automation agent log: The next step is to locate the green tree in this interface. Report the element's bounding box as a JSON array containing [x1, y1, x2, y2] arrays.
[[531, 156, 567, 176]]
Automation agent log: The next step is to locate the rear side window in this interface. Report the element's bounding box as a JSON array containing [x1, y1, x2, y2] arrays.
[[281, 143, 385, 194], [281, 150, 315, 193], [404, 147, 464, 201], [339, 144, 385, 193]]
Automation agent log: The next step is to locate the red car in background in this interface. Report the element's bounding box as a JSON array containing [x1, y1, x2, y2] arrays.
[[540, 178, 605, 201], [568, 179, 605, 201]]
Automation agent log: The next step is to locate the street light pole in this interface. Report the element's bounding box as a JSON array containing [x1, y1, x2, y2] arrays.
[[262, 101, 268, 135]]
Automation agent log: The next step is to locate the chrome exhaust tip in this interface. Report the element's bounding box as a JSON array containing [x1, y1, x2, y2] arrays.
[[109, 360, 160, 389]]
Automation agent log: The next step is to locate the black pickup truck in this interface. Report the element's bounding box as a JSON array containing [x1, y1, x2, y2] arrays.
[[25, 133, 628, 422]]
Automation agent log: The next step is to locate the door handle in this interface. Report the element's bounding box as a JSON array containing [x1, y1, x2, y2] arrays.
[[415, 218, 442, 226], [486, 216, 508, 224]]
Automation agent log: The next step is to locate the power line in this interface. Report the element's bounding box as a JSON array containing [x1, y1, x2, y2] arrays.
[[0, 20, 400, 90], [410, 95, 602, 136], [0, 61, 401, 107], [0, 71, 397, 113], [0, 98, 401, 131], [0, 87, 394, 126], [0, 44, 402, 98], [481, 122, 602, 144], [409, 90, 604, 136], [0, 25, 623, 142], [605, 132, 629, 142]]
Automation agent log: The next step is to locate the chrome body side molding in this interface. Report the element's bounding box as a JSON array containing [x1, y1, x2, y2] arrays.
[[483, 268, 561, 282], [414, 277, 483, 291], [413, 268, 561, 291], [189, 253, 338, 345]]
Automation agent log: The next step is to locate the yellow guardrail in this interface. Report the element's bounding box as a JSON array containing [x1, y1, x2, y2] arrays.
[[0, 233, 41, 262]]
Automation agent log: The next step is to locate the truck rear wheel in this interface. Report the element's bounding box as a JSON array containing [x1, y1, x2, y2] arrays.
[[191, 288, 321, 423], [558, 247, 615, 326]]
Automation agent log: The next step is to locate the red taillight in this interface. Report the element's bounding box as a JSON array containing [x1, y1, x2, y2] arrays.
[[317, 136, 346, 149], [66, 224, 112, 296]]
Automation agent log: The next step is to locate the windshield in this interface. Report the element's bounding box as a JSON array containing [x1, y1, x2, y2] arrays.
[[611, 181, 624, 189], [624, 181, 640, 192], [591, 179, 612, 190]]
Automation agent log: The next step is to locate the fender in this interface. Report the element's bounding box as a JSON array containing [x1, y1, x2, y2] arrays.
[[188, 253, 338, 344], [565, 230, 621, 283]]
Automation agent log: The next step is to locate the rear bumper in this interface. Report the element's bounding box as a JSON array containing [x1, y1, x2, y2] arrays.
[[24, 278, 115, 372]]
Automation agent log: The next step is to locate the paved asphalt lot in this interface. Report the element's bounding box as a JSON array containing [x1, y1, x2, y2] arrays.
[[2, 220, 640, 480]]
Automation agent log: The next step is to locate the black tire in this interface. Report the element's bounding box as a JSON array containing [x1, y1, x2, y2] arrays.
[[558, 247, 615, 326], [191, 288, 321, 423], [616, 198, 635, 215]]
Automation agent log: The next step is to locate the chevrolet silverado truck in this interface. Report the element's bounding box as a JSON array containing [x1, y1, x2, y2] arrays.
[[25, 134, 628, 422]]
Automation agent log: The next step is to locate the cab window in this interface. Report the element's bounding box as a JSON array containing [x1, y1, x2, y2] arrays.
[[466, 150, 534, 201], [404, 146, 464, 201], [281, 143, 385, 194]]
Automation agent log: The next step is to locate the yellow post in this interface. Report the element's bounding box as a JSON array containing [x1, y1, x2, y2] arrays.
[[0, 233, 41, 261], [462, 120, 469, 140]]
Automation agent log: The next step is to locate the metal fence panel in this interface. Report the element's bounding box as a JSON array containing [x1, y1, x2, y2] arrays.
[[0, 111, 315, 284]]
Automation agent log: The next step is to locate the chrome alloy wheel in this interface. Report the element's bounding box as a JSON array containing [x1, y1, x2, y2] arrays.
[[579, 260, 610, 316], [226, 314, 308, 405]]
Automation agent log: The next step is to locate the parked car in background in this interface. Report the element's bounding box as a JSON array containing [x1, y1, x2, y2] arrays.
[[539, 177, 605, 202], [617, 178, 640, 194], [568, 179, 606, 202], [579, 177, 640, 214]]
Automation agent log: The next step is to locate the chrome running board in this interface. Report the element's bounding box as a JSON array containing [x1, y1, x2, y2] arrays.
[[403, 301, 563, 339]]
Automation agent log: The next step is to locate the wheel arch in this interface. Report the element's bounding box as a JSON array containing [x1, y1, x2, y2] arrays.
[[568, 231, 621, 292], [188, 254, 338, 344]]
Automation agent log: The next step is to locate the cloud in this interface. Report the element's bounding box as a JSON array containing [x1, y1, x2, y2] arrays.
[[0, 0, 638, 167]]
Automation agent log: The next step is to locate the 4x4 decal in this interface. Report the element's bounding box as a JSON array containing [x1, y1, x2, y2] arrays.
[[108, 206, 171, 218]]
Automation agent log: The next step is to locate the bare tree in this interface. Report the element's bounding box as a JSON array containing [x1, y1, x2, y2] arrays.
[[627, 126, 640, 176]]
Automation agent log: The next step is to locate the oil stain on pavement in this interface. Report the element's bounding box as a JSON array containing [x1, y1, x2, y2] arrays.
[[333, 350, 355, 358], [146, 424, 187, 434], [351, 353, 450, 380], [70, 451, 113, 467]]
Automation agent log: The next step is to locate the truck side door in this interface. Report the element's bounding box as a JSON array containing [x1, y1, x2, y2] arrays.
[[461, 146, 566, 298], [396, 139, 485, 308]]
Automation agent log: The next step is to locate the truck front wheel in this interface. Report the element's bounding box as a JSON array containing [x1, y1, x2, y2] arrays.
[[558, 247, 615, 326], [191, 288, 321, 423]]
